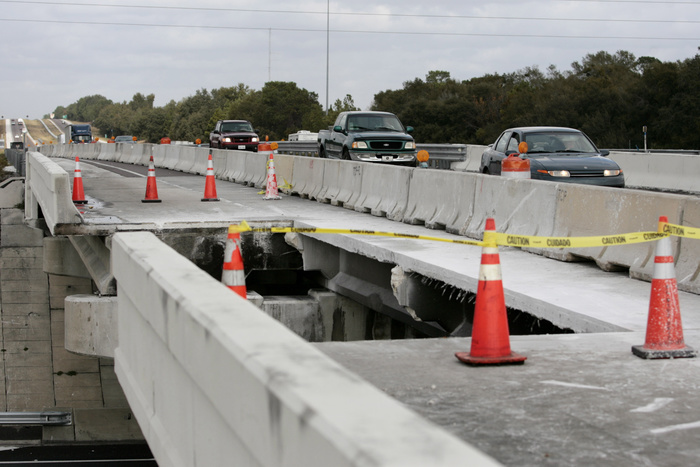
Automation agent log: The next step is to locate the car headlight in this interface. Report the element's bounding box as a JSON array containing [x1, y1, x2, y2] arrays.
[[252, 137, 259, 142], [604, 169, 621, 176], [405, 141, 416, 149], [545, 170, 571, 177], [223, 137, 231, 143], [352, 141, 368, 149]]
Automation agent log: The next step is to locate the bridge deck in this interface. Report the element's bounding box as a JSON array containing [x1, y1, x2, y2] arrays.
[[57, 158, 700, 334], [316, 331, 700, 467]]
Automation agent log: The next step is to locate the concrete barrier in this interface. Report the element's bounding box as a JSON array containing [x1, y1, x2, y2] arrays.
[[242, 152, 268, 188], [352, 165, 411, 221], [610, 151, 700, 193], [461, 176, 559, 243], [160, 144, 180, 171], [666, 197, 700, 295], [331, 161, 364, 209], [315, 159, 341, 204], [271, 153, 294, 194], [289, 157, 325, 199], [173, 145, 195, 173], [193, 147, 212, 175], [451, 144, 487, 172], [223, 150, 246, 182], [112, 232, 496, 467], [404, 169, 477, 231], [211, 150, 228, 180], [99, 142, 118, 161], [547, 184, 684, 274]]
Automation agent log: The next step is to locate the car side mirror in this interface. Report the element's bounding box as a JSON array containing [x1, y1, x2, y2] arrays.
[[406, 126, 414, 133], [212, 130, 219, 134], [333, 125, 343, 132], [600, 149, 610, 157]]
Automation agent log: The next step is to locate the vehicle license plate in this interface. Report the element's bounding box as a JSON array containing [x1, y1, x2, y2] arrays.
[[382, 155, 392, 161], [238, 145, 246, 149]]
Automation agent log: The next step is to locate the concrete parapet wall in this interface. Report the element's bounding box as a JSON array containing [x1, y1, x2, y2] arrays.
[[112, 231, 495, 467], [25, 152, 82, 235]]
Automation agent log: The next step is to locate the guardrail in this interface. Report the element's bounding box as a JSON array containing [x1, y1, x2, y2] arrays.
[[274, 141, 467, 169], [5, 148, 26, 176]]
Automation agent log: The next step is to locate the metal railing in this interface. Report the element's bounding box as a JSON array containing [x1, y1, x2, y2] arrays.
[[0, 411, 72, 425], [274, 141, 467, 169]]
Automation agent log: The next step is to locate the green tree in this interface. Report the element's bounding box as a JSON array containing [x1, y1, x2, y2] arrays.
[[229, 81, 325, 140]]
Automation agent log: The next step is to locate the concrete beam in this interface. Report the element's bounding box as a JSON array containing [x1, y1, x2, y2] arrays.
[[43, 236, 92, 278], [68, 235, 115, 295]]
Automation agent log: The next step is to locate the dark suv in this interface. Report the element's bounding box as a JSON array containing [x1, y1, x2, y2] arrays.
[[209, 120, 259, 152]]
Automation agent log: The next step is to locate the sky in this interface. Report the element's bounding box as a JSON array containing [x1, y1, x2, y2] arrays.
[[1, 0, 698, 119]]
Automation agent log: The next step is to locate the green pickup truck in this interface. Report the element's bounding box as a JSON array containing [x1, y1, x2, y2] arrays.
[[317, 111, 417, 166]]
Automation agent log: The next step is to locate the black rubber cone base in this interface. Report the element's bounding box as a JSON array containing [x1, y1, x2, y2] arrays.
[[631, 345, 697, 360], [455, 351, 527, 366], [141, 199, 162, 203], [201, 198, 220, 202], [73, 200, 88, 205]]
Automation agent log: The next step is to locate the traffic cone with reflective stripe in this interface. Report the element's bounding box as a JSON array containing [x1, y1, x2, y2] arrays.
[[142, 155, 162, 203], [72, 157, 87, 204], [632, 216, 697, 359], [202, 151, 219, 202], [222, 225, 246, 298], [456, 218, 526, 365], [263, 151, 281, 200]]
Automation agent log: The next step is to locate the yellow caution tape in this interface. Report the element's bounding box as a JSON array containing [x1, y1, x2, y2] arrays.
[[493, 231, 668, 249], [229, 220, 486, 247], [661, 222, 700, 240], [230, 221, 700, 249]]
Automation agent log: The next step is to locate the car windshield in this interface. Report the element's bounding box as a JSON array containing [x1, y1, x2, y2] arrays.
[[221, 122, 253, 132], [347, 115, 403, 132], [523, 132, 598, 154]]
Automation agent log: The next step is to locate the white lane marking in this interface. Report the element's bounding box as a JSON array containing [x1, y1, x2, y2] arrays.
[[85, 160, 146, 177], [651, 420, 700, 435], [541, 380, 610, 391], [630, 397, 674, 413]]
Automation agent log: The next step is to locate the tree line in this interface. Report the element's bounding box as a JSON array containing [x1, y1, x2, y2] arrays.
[[51, 49, 700, 149]]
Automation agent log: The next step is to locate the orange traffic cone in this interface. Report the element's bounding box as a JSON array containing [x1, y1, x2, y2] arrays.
[[202, 151, 219, 202], [263, 151, 281, 200], [72, 157, 87, 204], [632, 216, 697, 359], [142, 155, 162, 203], [222, 225, 246, 298], [455, 218, 527, 365]]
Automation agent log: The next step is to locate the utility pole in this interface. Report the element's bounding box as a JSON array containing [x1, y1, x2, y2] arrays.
[[325, 0, 330, 115]]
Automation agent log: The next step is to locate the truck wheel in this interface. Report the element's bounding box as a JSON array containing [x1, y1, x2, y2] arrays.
[[342, 148, 351, 160], [318, 147, 327, 158]]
